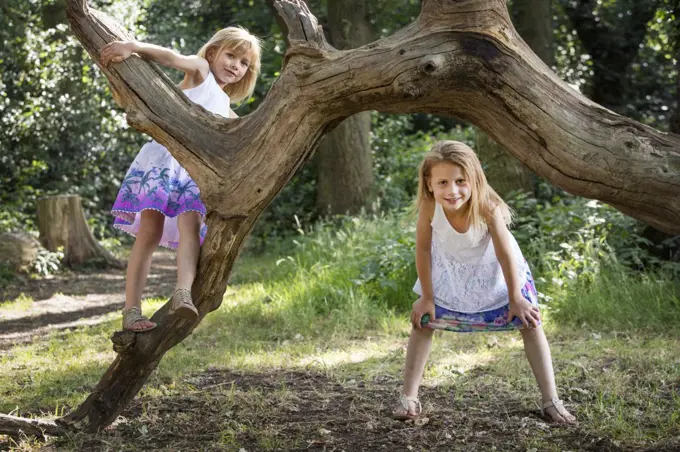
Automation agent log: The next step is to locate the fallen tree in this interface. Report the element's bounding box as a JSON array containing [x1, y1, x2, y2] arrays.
[[2, 0, 679, 437]]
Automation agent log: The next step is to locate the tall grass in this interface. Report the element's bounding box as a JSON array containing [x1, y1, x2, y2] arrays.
[[546, 266, 680, 330], [237, 208, 680, 334]]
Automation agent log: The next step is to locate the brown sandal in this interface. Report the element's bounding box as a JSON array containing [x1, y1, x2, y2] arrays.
[[122, 307, 157, 332], [168, 288, 199, 320]]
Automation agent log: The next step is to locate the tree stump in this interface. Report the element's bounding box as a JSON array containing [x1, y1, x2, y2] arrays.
[[36, 195, 124, 269]]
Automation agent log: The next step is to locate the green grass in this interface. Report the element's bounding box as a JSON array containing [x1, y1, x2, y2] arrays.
[[0, 293, 33, 312], [547, 266, 680, 331]]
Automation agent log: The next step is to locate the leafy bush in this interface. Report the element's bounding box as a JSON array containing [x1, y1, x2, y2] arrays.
[[30, 247, 64, 277], [508, 185, 680, 281]]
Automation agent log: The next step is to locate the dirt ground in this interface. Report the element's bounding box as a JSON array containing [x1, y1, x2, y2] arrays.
[[1, 252, 679, 451], [8, 367, 678, 452], [0, 250, 176, 350]]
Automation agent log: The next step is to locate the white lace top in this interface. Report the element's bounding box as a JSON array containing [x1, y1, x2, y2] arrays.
[[413, 202, 530, 313]]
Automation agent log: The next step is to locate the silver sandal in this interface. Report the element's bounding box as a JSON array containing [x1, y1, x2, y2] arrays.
[[168, 288, 199, 320], [122, 307, 157, 332], [393, 394, 422, 420], [541, 396, 576, 424]]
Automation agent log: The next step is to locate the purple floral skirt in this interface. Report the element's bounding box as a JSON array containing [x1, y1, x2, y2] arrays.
[[111, 141, 208, 249]]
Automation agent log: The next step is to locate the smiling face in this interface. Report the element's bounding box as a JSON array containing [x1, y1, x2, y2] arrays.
[[208, 46, 252, 88], [427, 161, 472, 214]]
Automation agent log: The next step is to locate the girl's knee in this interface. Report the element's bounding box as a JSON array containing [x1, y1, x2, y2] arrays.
[[411, 326, 434, 338], [137, 211, 164, 245], [178, 211, 201, 233], [136, 226, 163, 247], [520, 325, 544, 340]]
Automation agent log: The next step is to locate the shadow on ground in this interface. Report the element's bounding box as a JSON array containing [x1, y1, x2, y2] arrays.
[[4, 368, 673, 452]]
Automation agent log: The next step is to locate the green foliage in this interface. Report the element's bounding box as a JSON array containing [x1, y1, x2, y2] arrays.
[[0, 0, 147, 237], [0, 209, 32, 235], [508, 186, 680, 280], [30, 247, 64, 277], [0, 263, 16, 288], [548, 266, 680, 330], [553, 0, 678, 129]]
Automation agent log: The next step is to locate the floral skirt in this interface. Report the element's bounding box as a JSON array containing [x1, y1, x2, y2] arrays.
[[111, 141, 208, 249], [422, 274, 540, 333]]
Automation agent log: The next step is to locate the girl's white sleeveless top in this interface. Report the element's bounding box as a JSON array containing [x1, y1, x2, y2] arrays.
[[183, 71, 231, 117], [413, 202, 530, 313]]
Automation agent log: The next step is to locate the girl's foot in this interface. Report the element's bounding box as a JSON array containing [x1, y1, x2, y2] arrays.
[[122, 307, 157, 332], [169, 288, 199, 320], [541, 397, 576, 424], [392, 394, 422, 420]]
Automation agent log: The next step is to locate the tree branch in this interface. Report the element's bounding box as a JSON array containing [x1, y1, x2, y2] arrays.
[[0, 414, 63, 437]]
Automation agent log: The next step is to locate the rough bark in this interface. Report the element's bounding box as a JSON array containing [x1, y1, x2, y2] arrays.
[[475, 0, 553, 196], [315, 0, 374, 215], [0, 414, 63, 437], [36, 195, 124, 268], [3, 0, 680, 437]]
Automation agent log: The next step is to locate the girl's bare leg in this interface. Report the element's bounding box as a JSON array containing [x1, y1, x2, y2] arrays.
[[175, 211, 201, 291], [124, 210, 164, 330], [395, 327, 435, 417], [521, 326, 576, 424]]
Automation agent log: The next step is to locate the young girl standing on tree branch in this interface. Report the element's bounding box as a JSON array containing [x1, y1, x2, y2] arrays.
[[393, 141, 576, 424], [101, 27, 261, 332]]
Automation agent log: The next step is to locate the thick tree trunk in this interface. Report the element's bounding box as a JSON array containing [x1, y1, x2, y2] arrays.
[[512, 0, 553, 67], [561, 0, 659, 113], [315, 0, 374, 215], [3, 0, 679, 437], [36, 195, 123, 268], [670, 2, 680, 136], [316, 112, 373, 214], [475, 0, 553, 196]]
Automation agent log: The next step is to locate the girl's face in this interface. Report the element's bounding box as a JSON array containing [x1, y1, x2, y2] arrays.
[[209, 46, 251, 87], [427, 161, 471, 214]]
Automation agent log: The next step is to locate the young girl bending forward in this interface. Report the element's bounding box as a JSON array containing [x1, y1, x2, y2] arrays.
[[394, 141, 576, 424], [101, 27, 261, 332]]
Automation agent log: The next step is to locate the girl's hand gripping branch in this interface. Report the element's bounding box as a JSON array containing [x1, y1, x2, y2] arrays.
[[100, 41, 136, 65], [100, 40, 209, 81]]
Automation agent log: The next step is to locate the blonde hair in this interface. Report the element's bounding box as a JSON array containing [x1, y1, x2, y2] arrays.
[[197, 26, 262, 103], [415, 140, 513, 227]]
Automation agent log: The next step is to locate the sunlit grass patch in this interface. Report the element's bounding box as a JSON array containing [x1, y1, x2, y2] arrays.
[[548, 267, 680, 331], [0, 293, 34, 311]]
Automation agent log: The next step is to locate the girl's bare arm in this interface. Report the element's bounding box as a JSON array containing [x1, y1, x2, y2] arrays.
[[100, 41, 209, 87]]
